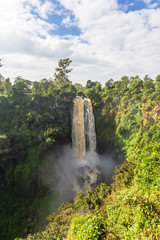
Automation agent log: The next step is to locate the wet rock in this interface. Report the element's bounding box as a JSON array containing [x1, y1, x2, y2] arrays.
[[86, 175, 91, 183], [75, 175, 85, 188]]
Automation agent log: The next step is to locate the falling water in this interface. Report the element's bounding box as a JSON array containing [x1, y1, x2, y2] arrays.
[[72, 97, 96, 160], [72, 97, 86, 160], [84, 98, 96, 153]]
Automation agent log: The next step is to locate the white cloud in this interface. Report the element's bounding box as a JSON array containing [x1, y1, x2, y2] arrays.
[[59, 0, 118, 30], [57, 0, 160, 83], [62, 16, 77, 28], [0, 0, 68, 81], [142, 0, 160, 8], [143, 0, 152, 4], [0, 0, 160, 86], [0, 0, 56, 40], [119, 2, 134, 12], [24, 0, 57, 19], [148, 2, 159, 8]]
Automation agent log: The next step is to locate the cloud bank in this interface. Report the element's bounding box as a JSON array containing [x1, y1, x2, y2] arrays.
[[0, 0, 160, 85]]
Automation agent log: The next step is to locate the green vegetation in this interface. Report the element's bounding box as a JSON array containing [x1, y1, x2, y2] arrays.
[[0, 59, 160, 239], [68, 214, 106, 240]]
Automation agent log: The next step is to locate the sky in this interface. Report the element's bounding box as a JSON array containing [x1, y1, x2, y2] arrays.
[[0, 0, 160, 86]]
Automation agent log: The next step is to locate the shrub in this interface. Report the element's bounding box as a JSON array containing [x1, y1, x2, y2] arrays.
[[68, 214, 106, 240]]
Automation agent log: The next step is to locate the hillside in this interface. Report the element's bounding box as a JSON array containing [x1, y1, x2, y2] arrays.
[[0, 60, 160, 239]]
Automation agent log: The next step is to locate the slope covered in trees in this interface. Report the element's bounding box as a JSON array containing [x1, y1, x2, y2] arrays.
[[0, 59, 160, 239]]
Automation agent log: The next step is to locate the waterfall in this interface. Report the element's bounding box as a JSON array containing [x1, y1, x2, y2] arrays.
[[72, 97, 86, 160], [84, 98, 96, 153], [72, 97, 96, 160]]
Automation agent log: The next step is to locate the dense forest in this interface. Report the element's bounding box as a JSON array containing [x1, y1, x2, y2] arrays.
[[0, 59, 160, 239]]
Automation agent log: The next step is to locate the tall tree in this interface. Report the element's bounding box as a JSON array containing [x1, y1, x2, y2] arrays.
[[39, 78, 50, 95], [54, 58, 72, 83], [155, 74, 160, 91], [0, 74, 5, 84], [3, 78, 12, 97], [13, 78, 32, 93], [32, 81, 40, 95]]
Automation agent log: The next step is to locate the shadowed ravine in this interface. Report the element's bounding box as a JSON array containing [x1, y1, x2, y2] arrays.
[[41, 97, 119, 214]]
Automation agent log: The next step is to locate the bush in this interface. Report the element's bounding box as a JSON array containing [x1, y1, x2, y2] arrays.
[[68, 214, 106, 240], [45, 203, 76, 240], [74, 183, 110, 211]]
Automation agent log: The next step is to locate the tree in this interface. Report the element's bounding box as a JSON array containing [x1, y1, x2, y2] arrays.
[[155, 74, 160, 83], [105, 79, 115, 90], [121, 76, 129, 91], [86, 80, 96, 88], [3, 78, 12, 97], [155, 74, 160, 91], [54, 58, 73, 83], [13, 79, 32, 93], [0, 74, 5, 83], [39, 78, 50, 95], [32, 81, 40, 95], [12, 79, 32, 105], [74, 83, 83, 91], [14, 76, 22, 82], [0, 59, 2, 68], [143, 75, 154, 92]]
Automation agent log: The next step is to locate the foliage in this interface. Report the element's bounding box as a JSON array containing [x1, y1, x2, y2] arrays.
[[105, 188, 160, 239], [15, 231, 55, 240], [17, 203, 76, 240], [112, 160, 136, 190], [44, 203, 76, 240], [74, 183, 110, 211], [68, 214, 106, 240], [54, 58, 72, 83], [0, 59, 75, 240], [0, 62, 160, 240]]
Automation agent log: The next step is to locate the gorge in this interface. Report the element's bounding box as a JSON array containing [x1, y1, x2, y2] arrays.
[[1, 72, 159, 240], [52, 96, 118, 202]]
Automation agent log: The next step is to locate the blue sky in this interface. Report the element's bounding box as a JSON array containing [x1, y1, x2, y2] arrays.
[[118, 0, 160, 12], [31, 0, 82, 36], [0, 0, 160, 85]]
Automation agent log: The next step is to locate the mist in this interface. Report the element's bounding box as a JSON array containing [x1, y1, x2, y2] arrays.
[[53, 144, 120, 203], [36, 142, 121, 231]]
